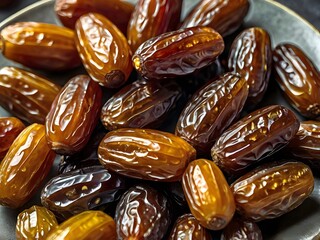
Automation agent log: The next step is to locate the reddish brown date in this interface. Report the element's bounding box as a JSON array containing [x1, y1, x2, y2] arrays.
[[115, 185, 171, 240], [273, 43, 320, 119], [228, 27, 272, 106], [231, 162, 314, 221], [127, 0, 182, 52], [211, 105, 300, 175], [181, 0, 250, 37], [98, 128, 196, 181], [46, 75, 102, 155], [101, 79, 182, 130], [0, 117, 25, 160], [175, 73, 248, 155], [75, 13, 132, 88], [133, 26, 224, 80], [0, 67, 61, 124]]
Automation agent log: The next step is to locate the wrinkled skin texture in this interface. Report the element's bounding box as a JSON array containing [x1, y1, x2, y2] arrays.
[[46, 75, 102, 155], [133, 26, 224, 80], [0, 117, 25, 160], [168, 213, 211, 240], [115, 185, 171, 240], [41, 165, 127, 220], [101, 79, 182, 130], [98, 128, 196, 181], [55, 0, 134, 34], [273, 43, 320, 119], [46, 211, 116, 240], [176, 73, 249, 155], [0, 67, 61, 124], [75, 13, 132, 88], [0, 22, 81, 71], [211, 105, 300, 175], [127, 0, 182, 52], [228, 27, 272, 106], [231, 162, 314, 221], [0, 124, 56, 208], [182, 159, 235, 230], [181, 0, 250, 37], [16, 206, 58, 240]]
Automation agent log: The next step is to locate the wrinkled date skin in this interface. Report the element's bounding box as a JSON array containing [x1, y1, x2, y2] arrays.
[[46, 211, 116, 240], [127, 0, 182, 52], [211, 105, 300, 175], [55, 0, 134, 34], [181, 0, 250, 37], [75, 13, 132, 88], [133, 26, 224, 80], [0, 124, 56, 208], [182, 159, 236, 230], [0, 67, 61, 124], [46, 75, 102, 155], [101, 79, 182, 130], [175, 72, 249, 155], [231, 162, 314, 221], [115, 185, 171, 240], [16, 205, 58, 240], [0, 117, 25, 160], [168, 213, 211, 240], [0, 22, 81, 71], [273, 43, 320, 119], [41, 165, 127, 220], [228, 27, 272, 106], [98, 128, 196, 181]]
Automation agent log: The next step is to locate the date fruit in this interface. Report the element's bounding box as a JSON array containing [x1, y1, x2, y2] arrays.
[[46, 75, 102, 155], [0, 124, 56, 208], [46, 211, 116, 240], [0, 22, 81, 71], [16, 205, 58, 240], [0, 67, 61, 124], [115, 185, 171, 240], [101, 79, 182, 130], [75, 13, 132, 88], [182, 159, 235, 230], [211, 105, 300, 175], [273, 43, 320, 119], [98, 128, 196, 181], [133, 26, 224, 80], [231, 161, 314, 221], [175, 72, 249, 154]]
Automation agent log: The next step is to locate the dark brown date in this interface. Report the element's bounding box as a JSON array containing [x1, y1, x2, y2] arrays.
[[228, 27, 272, 105], [175, 72, 248, 155], [133, 26, 224, 80], [211, 105, 300, 175], [273, 43, 320, 119], [115, 185, 171, 240], [101, 79, 182, 130]]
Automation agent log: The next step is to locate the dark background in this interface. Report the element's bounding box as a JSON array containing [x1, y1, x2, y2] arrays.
[[0, 0, 319, 29]]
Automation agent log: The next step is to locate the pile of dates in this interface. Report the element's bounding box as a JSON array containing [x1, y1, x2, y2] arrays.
[[0, 0, 319, 239]]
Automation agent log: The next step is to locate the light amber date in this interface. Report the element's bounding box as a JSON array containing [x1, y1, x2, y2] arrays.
[[0, 22, 81, 71], [75, 13, 132, 88], [98, 128, 196, 181], [231, 162, 314, 221], [182, 159, 235, 230], [46, 75, 102, 155], [133, 26, 224, 80], [0, 117, 25, 160], [0, 67, 61, 124], [46, 211, 116, 240], [0, 124, 56, 208], [211, 105, 300, 175], [175, 73, 248, 155], [16, 205, 58, 240]]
